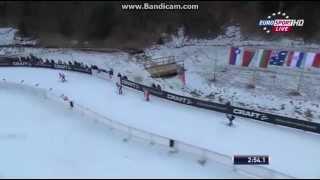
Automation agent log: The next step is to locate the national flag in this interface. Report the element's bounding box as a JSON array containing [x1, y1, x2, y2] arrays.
[[286, 51, 305, 68], [285, 51, 294, 66], [258, 49, 272, 68], [229, 47, 243, 66], [269, 50, 288, 66], [249, 49, 263, 68], [312, 53, 320, 68], [303, 52, 316, 69], [242, 49, 255, 67]]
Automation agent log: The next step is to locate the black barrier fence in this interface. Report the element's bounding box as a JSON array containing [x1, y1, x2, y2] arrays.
[[121, 78, 229, 113], [0, 57, 92, 74], [121, 79, 320, 134]]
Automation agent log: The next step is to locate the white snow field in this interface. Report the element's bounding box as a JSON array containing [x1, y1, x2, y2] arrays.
[[0, 77, 246, 178], [1, 27, 320, 125], [1, 26, 320, 122], [0, 28, 17, 46], [0, 67, 319, 178]]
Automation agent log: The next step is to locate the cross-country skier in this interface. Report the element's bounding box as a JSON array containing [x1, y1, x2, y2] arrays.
[[119, 83, 123, 95], [62, 95, 69, 101], [109, 68, 114, 79], [225, 101, 235, 126], [117, 72, 122, 79], [156, 84, 162, 91], [116, 82, 123, 95], [226, 113, 235, 126], [70, 100, 74, 108], [144, 88, 150, 101], [151, 83, 156, 89], [59, 72, 66, 82], [117, 72, 122, 85]]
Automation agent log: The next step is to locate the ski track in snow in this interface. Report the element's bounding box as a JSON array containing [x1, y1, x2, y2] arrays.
[[0, 73, 246, 178], [0, 67, 319, 178]]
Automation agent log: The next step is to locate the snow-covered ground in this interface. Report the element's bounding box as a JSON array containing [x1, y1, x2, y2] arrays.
[[143, 26, 320, 122], [0, 25, 319, 123], [0, 78, 246, 178], [0, 67, 319, 178], [0, 28, 17, 45], [0, 27, 36, 46], [0, 25, 320, 178]]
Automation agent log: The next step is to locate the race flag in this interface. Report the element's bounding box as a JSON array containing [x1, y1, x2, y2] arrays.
[[229, 47, 243, 66], [269, 50, 288, 66], [258, 49, 272, 68], [312, 53, 320, 68], [303, 52, 316, 69], [242, 49, 255, 67], [286, 51, 305, 68]]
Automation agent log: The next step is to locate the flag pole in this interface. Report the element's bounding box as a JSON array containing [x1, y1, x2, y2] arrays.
[[253, 68, 257, 88], [249, 67, 257, 88], [249, 48, 261, 89], [296, 68, 305, 93], [213, 57, 217, 82]]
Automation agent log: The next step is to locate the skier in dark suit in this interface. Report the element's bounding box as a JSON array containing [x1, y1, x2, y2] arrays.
[[225, 101, 235, 126], [109, 68, 114, 79]]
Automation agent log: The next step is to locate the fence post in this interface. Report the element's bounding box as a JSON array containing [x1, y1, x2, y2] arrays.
[[296, 69, 304, 93], [250, 68, 257, 88], [123, 127, 131, 142], [128, 127, 132, 141], [169, 139, 174, 147], [149, 133, 155, 145], [198, 149, 207, 166], [169, 139, 178, 153], [109, 119, 114, 131], [212, 58, 217, 82]]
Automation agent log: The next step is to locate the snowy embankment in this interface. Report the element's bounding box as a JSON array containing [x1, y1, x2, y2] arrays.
[[0, 27, 36, 46], [0, 28, 17, 46], [0, 26, 319, 123], [0, 79, 245, 178], [0, 67, 319, 178], [144, 26, 320, 123]]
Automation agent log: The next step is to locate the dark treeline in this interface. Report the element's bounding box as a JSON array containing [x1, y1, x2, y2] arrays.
[[0, 1, 319, 48]]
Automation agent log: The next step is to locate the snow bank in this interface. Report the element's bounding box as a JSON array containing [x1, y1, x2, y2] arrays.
[[0, 28, 17, 45], [0, 67, 319, 178], [0, 80, 247, 178]]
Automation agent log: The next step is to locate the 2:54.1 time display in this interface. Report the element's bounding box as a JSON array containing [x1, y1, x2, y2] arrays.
[[233, 155, 269, 165]]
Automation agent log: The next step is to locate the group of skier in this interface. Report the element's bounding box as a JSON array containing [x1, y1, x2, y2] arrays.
[[58, 68, 236, 126], [58, 72, 74, 109], [151, 83, 162, 91], [108, 68, 127, 81]]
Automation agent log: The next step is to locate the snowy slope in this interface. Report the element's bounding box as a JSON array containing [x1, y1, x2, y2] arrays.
[[0, 27, 37, 47], [1, 44, 319, 123], [0, 25, 319, 123], [0, 67, 319, 178], [0, 28, 17, 46], [0, 80, 245, 178], [144, 43, 320, 122], [143, 26, 320, 123]]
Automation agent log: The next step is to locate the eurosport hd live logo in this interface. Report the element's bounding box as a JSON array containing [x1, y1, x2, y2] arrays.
[[258, 11, 304, 34]]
